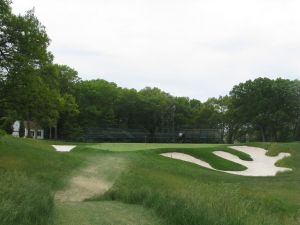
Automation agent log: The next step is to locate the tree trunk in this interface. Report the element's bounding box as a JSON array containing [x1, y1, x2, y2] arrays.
[[226, 124, 234, 144], [27, 117, 31, 138], [49, 127, 52, 139], [227, 130, 234, 144], [293, 123, 298, 140], [54, 124, 58, 139], [261, 127, 265, 142]]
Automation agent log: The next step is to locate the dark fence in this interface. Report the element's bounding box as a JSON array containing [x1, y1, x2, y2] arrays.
[[180, 129, 223, 143], [84, 128, 223, 143], [84, 128, 149, 142]]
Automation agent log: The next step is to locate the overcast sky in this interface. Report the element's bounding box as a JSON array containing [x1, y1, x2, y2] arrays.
[[12, 0, 300, 101]]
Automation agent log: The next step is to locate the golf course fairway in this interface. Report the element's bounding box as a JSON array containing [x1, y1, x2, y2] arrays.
[[0, 136, 299, 225]]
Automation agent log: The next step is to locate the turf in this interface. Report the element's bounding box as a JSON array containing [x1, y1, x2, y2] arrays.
[[86, 143, 221, 152], [0, 136, 299, 225], [54, 201, 166, 225], [0, 136, 82, 225], [154, 146, 251, 171], [91, 144, 299, 225]]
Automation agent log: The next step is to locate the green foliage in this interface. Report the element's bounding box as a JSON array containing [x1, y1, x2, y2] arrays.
[[229, 78, 300, 142], [0, 0, 57, 134], [69, 77, 300, 143], [0, 115, 14, 133], [138, 87, 173, 134], [0, 1, 81, 139], [74, 81, 227, 140], [0, 129, 6, 138], [1, 0, 300, 144], [76, 79, 120, 127]]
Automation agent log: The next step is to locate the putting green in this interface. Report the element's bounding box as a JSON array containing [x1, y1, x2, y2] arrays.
[[86, 143, 222, 152]]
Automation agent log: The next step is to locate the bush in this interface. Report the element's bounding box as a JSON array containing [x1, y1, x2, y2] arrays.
[[0, 116, 14, 134], [0, 129, 6, 139]]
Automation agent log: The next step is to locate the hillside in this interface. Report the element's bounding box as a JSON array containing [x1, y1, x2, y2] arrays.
[[0, 135, 299, 225]]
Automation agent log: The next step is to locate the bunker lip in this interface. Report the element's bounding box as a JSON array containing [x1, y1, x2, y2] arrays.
[[52, 145, 76, 152], [160, 146, 292, 177], [160, 152, 214, 170]]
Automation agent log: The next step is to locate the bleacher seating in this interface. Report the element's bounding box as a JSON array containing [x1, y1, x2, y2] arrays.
[[83, 128, 223, 143]]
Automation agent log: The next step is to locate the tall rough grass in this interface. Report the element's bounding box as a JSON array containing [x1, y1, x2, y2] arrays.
[[0, 172, 53, 225], [100, 148, 299, 225], [0, 136, 82, 225], [104, 179, 296, 225], [1, 136, 299, 225]]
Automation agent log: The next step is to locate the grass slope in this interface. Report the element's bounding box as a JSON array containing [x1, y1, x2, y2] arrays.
[[0, 136, 82, 225], [53, 148, 166, 225], [86, 143, 221, 152], [54, 201, 165, 225], [0, 136, 299, 225], [55, 152, 127, 202], [96, 144, 299, 225], [0, 136, 169, 225], [154, 147, 251, 171]]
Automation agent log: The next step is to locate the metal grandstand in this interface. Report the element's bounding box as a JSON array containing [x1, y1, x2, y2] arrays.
[[84, 128, 223, 143]]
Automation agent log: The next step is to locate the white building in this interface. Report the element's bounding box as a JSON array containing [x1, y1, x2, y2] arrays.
[[12, 121, 44, 139]]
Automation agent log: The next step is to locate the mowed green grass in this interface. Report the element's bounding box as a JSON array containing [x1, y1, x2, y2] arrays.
[[85, 142, 299, 225], [86, 143, 222, 152], [53, 151, 167, 225], [85, 143, 253, 171], [0, 135, 299, 225], [54, 201, 165, 225], [0, 136, 166, 225]]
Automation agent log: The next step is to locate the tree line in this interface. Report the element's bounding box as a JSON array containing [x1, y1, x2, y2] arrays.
[[1, 0, 300, 142]]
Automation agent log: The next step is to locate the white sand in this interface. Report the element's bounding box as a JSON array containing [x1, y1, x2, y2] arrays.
[[160, 146, 292, 177], [52, 145, 76, 152], [160, 152, 214, 170]]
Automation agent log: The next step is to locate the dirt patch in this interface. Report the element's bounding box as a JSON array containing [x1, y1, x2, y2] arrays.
[[55, 170, 111, 202], [55, 155, 127, 202]]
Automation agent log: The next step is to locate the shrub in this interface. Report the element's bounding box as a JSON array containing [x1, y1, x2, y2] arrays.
[[0, 129, 6, 139], [0, 116, 14, 134]]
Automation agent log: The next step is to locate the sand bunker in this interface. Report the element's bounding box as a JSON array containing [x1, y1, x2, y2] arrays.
[[161, 152, 215, 170], [52, 145, 76, 152], [161, 146, 292, 176]]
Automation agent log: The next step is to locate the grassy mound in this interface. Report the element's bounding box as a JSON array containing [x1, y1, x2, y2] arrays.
[[0, 136, 82, 225], [97, 145, 299, 225], [54, 201, 165, 225], [0, 137, 299, 225], [154, 146, 252, 171]]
